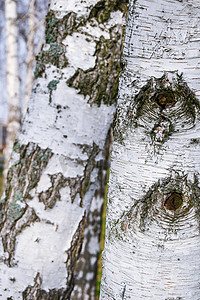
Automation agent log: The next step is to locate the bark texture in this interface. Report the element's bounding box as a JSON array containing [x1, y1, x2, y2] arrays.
[[0, 0, 127, 298], [100, 0, 200, 299]]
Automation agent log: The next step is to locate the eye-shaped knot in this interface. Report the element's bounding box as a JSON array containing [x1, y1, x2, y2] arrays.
[[154, 89, 175, 109], [122, 73, 200, 146], [164, 192, 183, 211]]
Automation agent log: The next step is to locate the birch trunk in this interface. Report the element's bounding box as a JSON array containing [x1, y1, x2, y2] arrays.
[[24, 0, 36, 118], [0, 0, 127, 298], [5, 0, 21, 179], [100, 0, 200, 299]]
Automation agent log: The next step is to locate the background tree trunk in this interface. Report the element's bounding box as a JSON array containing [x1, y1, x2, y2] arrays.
[[24, 0, 36, 118], [4, 0, 21, 180], [0, 0, 128, 298], [100, 0, 200, 299]]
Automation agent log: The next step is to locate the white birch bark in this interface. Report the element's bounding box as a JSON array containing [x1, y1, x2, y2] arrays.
[[0, 0, 127, 298], [100, 0, 200, 299], [24, 0, 36, 118], [5, 0, 21, 179]]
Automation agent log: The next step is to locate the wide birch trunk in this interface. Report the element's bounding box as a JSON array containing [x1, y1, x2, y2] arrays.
[[100, 0, 200, 299], [0, 0, 127, 298]]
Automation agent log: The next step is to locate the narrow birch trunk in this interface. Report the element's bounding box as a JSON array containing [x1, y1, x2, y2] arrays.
[[0, 0, 127, 298], [24, 0, 36, 118], [5, 0, 21, 179], [71, 129, 112, 300], [100, 0, 200, 299]]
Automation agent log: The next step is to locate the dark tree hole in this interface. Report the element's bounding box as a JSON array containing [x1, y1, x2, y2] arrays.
[[164, 192, 183, 211], [154, 89, 175, 109]]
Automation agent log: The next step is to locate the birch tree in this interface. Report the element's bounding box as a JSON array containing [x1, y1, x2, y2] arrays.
[[4, 0, 48, 172], [5, 0, 21, 179], [24, 0, 36, 117], [100, 0, 200, 299], [0, 1, 7, 123], [0, 0, 127, 298], [23, 0, 49, 117]]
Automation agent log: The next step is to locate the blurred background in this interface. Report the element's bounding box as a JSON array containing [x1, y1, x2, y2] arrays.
[[0, 0, 49, 185]]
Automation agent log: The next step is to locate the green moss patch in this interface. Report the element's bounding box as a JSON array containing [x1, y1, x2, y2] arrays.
[[67, 29, 123, 106], [34, 43, 68, 79], [34, 10, 78, 79], [89, 0, 128, 24]]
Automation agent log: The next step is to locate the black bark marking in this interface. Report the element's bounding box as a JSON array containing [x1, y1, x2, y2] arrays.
[[121, 284, 126, 299], [71, 127, 113, 299], [64, 213, 86, 298], [38, 173, 68, 209]]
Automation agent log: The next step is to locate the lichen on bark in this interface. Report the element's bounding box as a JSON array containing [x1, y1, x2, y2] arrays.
[[35, 1, 128, 107], [67, 29, 123, 106], [34, 10, 76, 79], [66, 1, 128, 106], [0, 142, 52, 265], [89, 0, 128, 23]]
